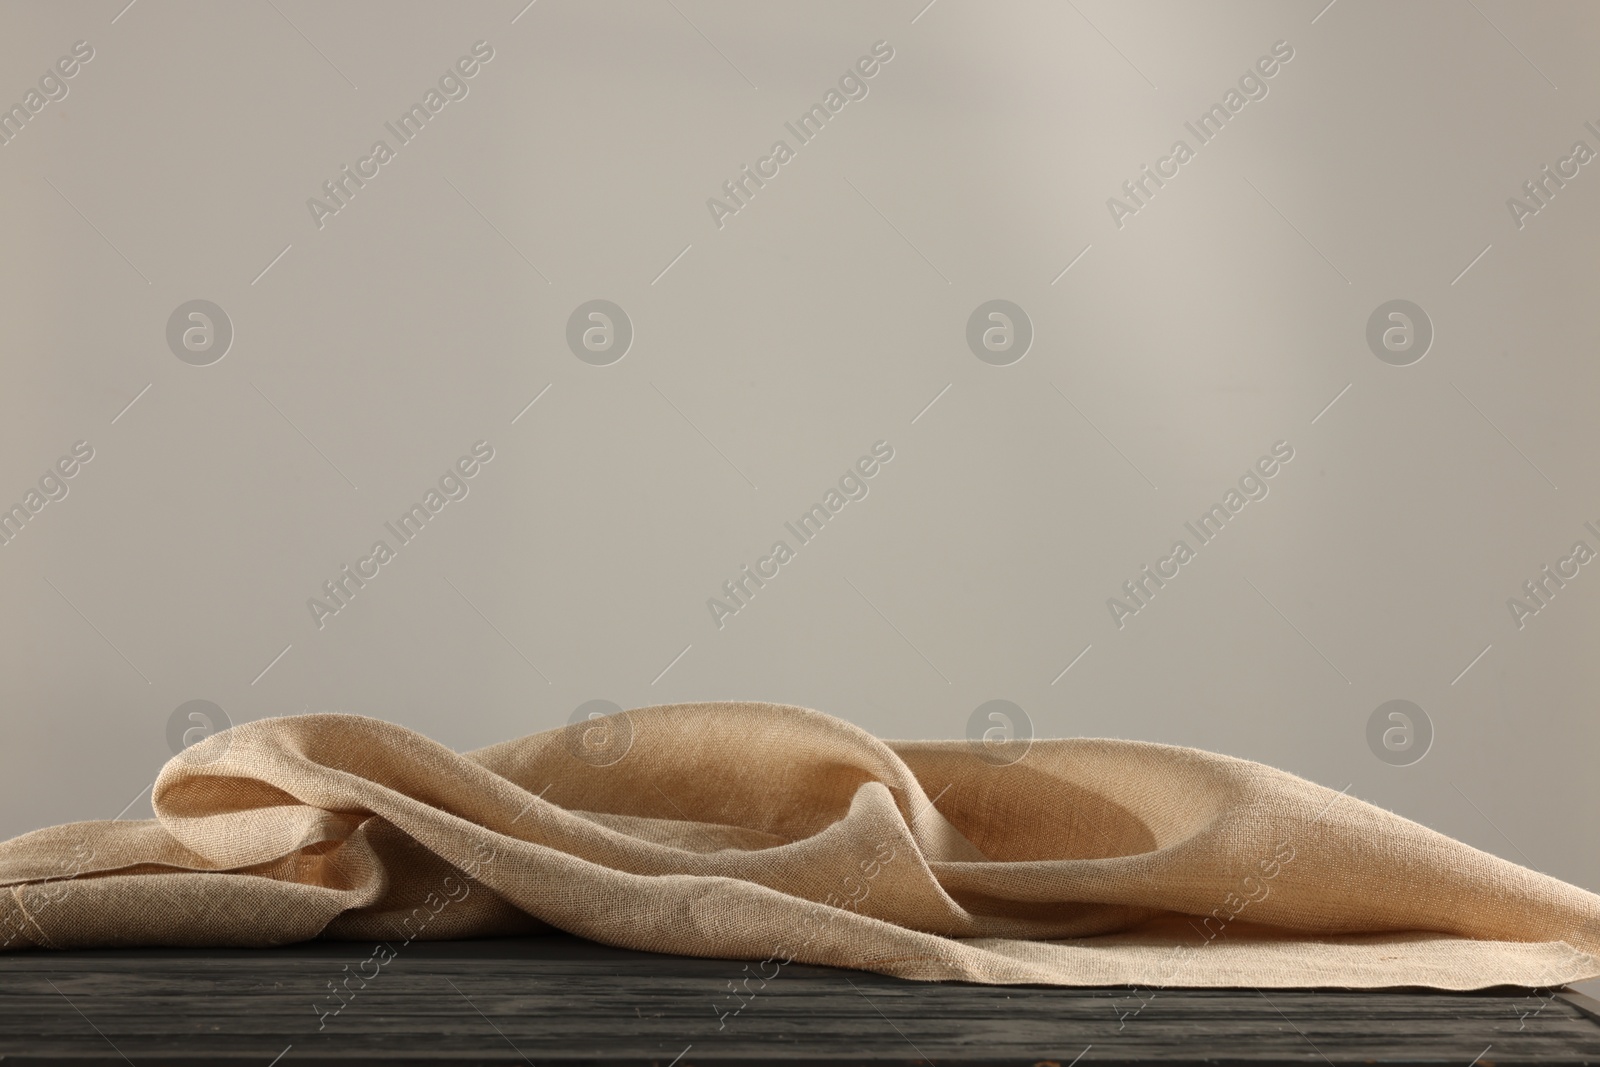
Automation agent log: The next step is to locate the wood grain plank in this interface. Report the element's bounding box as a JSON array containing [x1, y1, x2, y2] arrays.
[[0, 934, 1596, 1064]]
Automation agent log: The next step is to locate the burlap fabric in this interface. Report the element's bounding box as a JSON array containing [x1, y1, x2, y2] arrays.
[[2, 701, 1596, 989]]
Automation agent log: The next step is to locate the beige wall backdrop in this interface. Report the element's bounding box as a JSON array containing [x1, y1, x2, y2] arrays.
[[2, 0, 1598, 927]]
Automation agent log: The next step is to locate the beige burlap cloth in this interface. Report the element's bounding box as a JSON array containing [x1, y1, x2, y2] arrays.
[[2, 701, 1596, 989]]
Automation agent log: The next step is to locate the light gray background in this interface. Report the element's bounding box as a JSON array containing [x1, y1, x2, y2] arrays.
[[2, 0, 1597, 966]]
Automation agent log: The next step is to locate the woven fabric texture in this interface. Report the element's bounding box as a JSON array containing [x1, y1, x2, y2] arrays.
[[2, 701, 1596, 989]]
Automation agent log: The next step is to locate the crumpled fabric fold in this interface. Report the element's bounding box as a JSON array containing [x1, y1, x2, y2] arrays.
[[2, 701, 1595, 989]]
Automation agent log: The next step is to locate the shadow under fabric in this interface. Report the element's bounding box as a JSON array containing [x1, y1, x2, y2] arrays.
[[1, 702, 1596, 989]]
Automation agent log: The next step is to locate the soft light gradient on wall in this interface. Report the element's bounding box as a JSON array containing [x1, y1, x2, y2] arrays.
[[1, 0, 1595, 975]]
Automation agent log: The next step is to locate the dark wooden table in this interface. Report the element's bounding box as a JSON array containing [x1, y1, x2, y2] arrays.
[[2, 933, 1598, 1064]]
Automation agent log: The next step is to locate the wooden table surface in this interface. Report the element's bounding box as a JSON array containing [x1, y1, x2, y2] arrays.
[[2, 933, 1598, 1065]]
